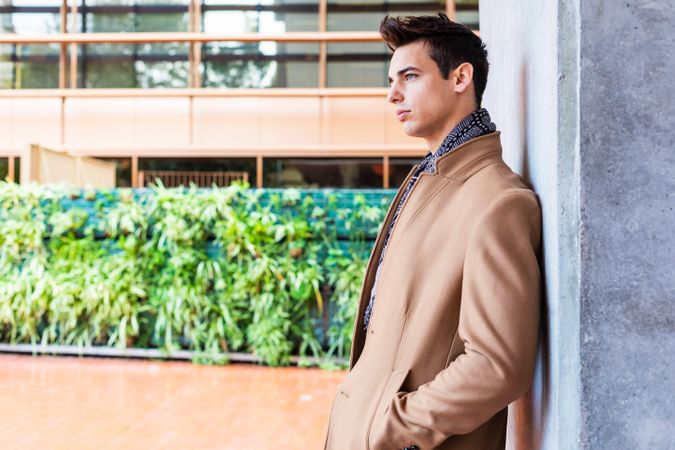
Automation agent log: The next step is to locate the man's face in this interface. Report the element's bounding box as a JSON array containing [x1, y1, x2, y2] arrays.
[[387, 40, 457, 141]]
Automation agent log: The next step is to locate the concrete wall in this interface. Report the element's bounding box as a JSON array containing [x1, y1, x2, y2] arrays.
[[578, 0, 675, 448], [480, 1, 580, 449], [482, 0, 675, 448]]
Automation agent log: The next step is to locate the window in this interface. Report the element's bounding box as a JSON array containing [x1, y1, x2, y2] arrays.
[[455, 0, 479, 29], [138, 157, 256, 187], [77, 0, 191, 88], [0, 157, 20, 183], [14, 157, 20, 183], [327, 0, 445, 33], [326, 42, 389, 87], [99, 157, 132, 187], [1, 0, 480, 89], [0, 158, 8, 181], [202, 42, 319, 88], [263, 157, 383, 188], [0, 0, 61, 90], [202, 0, 320, 88], [389, 157, 418, 188], [202, 0, 319, 33], [77, 43, 191, 88]]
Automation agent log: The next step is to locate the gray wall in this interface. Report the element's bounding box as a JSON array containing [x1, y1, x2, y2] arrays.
[[481, 0, 674, 448], [480, 1, 581, 449], [578, 0, 675, 448]]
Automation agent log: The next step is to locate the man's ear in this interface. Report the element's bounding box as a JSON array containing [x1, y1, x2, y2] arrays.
[[452, 62, 474, 95]]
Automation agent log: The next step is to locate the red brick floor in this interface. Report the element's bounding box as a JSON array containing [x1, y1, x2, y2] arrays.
[[0, 354, 346, 449]]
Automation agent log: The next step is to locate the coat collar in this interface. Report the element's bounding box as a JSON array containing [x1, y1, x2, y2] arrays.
[[433, 131, 503, 181]]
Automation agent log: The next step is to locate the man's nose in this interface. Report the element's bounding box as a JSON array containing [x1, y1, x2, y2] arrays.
[[387, 84, 402, 104]]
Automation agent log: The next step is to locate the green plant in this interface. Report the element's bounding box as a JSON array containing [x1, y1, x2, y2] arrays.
[[0, 180, 394, 367]]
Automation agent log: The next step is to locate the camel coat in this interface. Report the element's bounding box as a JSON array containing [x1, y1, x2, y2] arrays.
[[323, 132, 542, 450]]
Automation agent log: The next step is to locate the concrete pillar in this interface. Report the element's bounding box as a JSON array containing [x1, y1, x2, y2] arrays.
[[480, 0, 674, 448], [578, 1, 675, 447]]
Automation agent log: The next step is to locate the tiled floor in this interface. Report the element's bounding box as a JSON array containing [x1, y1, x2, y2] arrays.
[[0, 354, 346, 450]]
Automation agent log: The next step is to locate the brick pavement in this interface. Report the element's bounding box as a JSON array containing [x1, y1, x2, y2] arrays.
[[0, 354, 346, 450]]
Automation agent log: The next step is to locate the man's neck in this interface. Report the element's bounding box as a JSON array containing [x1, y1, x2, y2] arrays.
[[420, 108, 496, 169], [425, 106, 479, 151]]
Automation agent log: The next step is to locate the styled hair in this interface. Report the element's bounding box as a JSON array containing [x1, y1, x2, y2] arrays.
[[379, 13, 489, 107]]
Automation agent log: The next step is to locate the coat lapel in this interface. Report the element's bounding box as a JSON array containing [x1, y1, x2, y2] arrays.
[[349, 163, 418, 369]]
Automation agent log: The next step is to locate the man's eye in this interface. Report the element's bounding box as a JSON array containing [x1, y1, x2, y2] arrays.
[[404, 73, 418, 81]]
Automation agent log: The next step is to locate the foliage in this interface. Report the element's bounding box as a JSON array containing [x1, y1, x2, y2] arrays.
[[0, 181, 394, 368]]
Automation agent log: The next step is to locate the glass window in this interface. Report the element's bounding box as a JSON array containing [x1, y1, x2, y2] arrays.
[[327, 1, 447, 32], [0, 158, 8, 181], [138, 157, 256, 187], [202, 0, 319, 87], [456, 0, 479, 30], [326, 42, 388, 87], [77, 43, 190, 88], [80, 0, 190, 33], [0, 43, 60, 88], [325, 1, 475, 87], [0, 157, 20, 183], [203, 0, 319, 33], [326, 1, 479, 31], [0, 0, 479, 89], [389, 157, 418, 188], [0, 0, 61, 34], [98, 157, 131, 187], [202, 41, 318, 88], [263, 157, 383, 188], [14, 157, 20, 183], [76, 0, 190, 88]]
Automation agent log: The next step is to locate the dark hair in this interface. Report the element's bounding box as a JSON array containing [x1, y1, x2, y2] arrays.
[[379, 13, 489, 107]]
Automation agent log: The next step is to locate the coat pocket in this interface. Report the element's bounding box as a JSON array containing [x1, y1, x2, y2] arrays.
[[325, 374, 361, 449], [367, 369, 410, 450]]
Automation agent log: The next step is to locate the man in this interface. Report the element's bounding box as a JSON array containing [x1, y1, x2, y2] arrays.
[[323, 13, 542, 450]]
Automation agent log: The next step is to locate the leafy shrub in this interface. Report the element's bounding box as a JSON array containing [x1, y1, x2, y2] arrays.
[[0, 181, 394, 367]]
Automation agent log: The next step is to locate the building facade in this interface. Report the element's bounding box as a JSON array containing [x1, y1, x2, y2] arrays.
[[0, 0, 479, 188]]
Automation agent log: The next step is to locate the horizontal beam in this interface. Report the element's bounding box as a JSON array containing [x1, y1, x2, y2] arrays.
[[0, 29, 478, 46], [0, 31, 384, 44], [1, 52, 392, 64], [2, 146, 427, 159], [64, 145, 428, 158], [0, 87, 390, 98]]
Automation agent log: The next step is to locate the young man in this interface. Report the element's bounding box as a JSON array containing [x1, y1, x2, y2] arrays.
[[323, 13, 542, 450]]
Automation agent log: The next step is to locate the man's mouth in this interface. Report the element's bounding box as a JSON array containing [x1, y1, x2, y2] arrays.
[[396, 109, 410, 121]]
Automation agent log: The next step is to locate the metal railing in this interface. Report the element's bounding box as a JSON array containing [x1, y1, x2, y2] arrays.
[[139, 170, 249, 188]]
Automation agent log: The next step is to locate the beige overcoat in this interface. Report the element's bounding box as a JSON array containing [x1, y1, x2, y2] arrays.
[[323, 132, 542, 450]]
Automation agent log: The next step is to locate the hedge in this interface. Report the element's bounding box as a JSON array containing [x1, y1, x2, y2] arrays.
[[0, 180, 396, 368]]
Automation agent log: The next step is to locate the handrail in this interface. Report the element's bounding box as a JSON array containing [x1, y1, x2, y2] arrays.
[[0, 31, 384, 44], [139, 170, 250, 188], [59, 145, 428, 158], [0, 88, 390, 98], [1, 145, 427, 159]]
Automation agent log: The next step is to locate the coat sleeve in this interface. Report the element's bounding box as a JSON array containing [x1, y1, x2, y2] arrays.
[[369, 190, 542, 450]]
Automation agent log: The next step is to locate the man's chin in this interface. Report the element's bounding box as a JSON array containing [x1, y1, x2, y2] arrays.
[[402, 123, 422, 138]]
